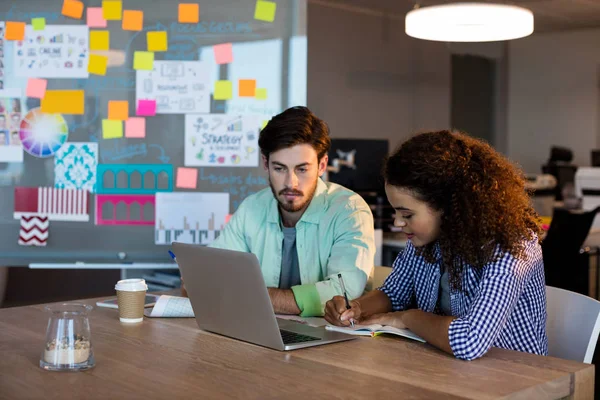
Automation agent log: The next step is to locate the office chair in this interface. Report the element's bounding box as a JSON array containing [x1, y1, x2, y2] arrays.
[[542, 146, 577, 201], [542, 206, 600, 295]]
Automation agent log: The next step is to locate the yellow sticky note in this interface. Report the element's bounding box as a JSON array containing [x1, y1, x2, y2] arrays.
[[122, 10, 143, 31], [147, 31, 167, 52], [41, 90, 85, 115], [133, 51, 154, 70], [254, 0, 276, 22], [261, 120, 268, 129], [108, 100, 129, 120], [255, 88, 268, 100], [214, 81, 232, 100], [90, 31, 109, 51], [103, 119, 123, 139], [102, 0, 122, 20], [88, 54, 108, 75], [32, 18, 46, 31]]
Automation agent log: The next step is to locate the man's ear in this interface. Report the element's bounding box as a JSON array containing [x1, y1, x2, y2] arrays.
[[318, 154, 328, 177], [262, 154, 269, 171]]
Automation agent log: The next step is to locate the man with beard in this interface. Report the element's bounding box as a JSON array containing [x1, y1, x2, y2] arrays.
[[204, 106, 375, 316]]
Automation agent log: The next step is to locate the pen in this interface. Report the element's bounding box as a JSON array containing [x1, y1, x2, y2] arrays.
[[168, 250, 177, 262], [337, 273, 355, 328]]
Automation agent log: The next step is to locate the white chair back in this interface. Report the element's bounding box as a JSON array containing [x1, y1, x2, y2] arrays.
[[546, 286, 600, 363]]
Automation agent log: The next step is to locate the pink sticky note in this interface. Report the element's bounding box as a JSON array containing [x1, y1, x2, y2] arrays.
[[87, 7, 107, 28], [136, 99, 156, 116], [225, 214, 232, 224], [176, 167, 198, 189], [213, 43, 233, 65], [26, 78, 48, 99], [125, 117, 146, 138]]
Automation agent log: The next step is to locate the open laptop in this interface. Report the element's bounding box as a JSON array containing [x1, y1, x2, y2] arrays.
[[172, 242, 355, 351]]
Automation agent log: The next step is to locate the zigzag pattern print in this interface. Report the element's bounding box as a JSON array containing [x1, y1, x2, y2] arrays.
[[18, 215, 49, 246]]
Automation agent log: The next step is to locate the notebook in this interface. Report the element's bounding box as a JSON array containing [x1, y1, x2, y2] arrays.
[[325, 324, 426, 343]]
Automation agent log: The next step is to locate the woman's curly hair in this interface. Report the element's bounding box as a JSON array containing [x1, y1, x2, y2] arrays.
[[383, 130, 542, 290]]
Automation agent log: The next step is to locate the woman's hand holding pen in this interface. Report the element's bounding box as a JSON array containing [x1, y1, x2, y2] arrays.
[[324, 296, 362, 326]]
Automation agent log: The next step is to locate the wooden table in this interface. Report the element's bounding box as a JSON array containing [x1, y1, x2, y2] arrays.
[[0, 296, 594, 399]]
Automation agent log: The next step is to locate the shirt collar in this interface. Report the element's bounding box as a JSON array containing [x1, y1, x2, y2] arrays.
[[267, 178, 328, 225]]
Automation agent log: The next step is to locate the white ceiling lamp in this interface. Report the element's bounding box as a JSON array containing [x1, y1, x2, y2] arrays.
[[405, 2, 534, 42]]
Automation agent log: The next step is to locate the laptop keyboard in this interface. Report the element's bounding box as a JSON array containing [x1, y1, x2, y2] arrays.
[[279, 329, 320, 345]]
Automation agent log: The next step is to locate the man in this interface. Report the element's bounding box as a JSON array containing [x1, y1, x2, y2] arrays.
[[202, 106, 375, 317]]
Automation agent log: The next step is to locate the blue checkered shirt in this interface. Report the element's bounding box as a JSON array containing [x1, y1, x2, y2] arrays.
[[379, 237, 548, 361]]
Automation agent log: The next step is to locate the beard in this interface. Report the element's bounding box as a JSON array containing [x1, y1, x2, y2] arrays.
[[269, 176, 319, 213]]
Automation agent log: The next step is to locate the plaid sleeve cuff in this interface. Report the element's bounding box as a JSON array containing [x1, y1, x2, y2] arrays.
[[377, 286, 402, 311], [448, 318, 487, 361]]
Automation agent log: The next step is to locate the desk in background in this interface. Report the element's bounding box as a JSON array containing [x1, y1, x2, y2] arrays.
[[0, 295, 593, 399]]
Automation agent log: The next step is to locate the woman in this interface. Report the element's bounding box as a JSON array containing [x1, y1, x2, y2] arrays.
[[325, 130, 547, 361]]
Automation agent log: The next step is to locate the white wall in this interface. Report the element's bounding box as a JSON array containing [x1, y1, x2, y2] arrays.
[[307, 4, 451, 151], [508, 29, 600, 173]]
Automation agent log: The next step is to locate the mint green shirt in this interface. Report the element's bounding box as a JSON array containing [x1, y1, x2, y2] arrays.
[[209, 178, 375, 317]]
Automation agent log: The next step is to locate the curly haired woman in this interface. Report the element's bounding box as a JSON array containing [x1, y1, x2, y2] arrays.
[[324, 130, 547, 361]]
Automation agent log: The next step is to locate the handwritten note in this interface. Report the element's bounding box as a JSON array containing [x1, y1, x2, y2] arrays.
[[214, 81, 232, 100], [90, 31, 110, 51], [32, 18, 46, 31], [88, 54, 108, 76], [62, 0, 84, 19], [5, 22, 25, 41], [102, 0, 122, 20], [108, 101, 128, 121], [255, 88, 268, 100], [122, 10, 143, 31], [179, 4, 199, 23], [125, 117, 146, 138], [102, 120, 123, 139], [41, 90, 85, 115], [239, 79, 256, 97], [133, 51, 154, 70], [176, 168, 198, 189], [254, 0, 277, 22], [147, 31, 168, 52], [136, 99, 156, 116], [213, 43, 233, 65], [26, 78, 47, 99], [87, 7, 107, 28]]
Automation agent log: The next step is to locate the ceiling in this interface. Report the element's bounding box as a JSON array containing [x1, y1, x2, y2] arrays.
[[312, 0, 600, 33]]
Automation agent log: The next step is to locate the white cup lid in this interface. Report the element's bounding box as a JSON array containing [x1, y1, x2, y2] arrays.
[[115, 278, 148, 292]]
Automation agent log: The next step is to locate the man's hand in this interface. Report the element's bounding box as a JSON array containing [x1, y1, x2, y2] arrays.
[[324, 296, 362, 326]]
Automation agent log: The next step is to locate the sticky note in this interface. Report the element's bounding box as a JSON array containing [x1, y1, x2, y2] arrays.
[[26, 78, 47, 99], [136, 99, 156, 116], [108, 101, 128, 121], [62, 0, 84, 19], [147, 31, 167, 52], [122, 10, 143, 31], [213, 43, 233, 65], [261, 120, 268, 129], [5, 22, 25, 41], [87, 7, 107, 28], [254, 0, 276, 22], [179, 4, 199, 23], [255, 88, 268, 100], [214, 81, 232, 100], [239, 80, 256, 97], [102, 0, 122, 20], [90, 31, 110, 51], [133, 51, 154, 70], [32, 18, 46, 31], [41, 90, 85, 115], [125, 117, 146, 138], [176, 168, 198, 189], [88, 54, 108, 75], [102, 119, 123, 139]]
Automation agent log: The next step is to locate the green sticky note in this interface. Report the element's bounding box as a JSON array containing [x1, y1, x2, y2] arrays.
[[261, 120, 268, 129], [214, 80, 232, 100], [255, 88, 268, 100], [32, 17, 46, 31], [133, 51, 154, 70], [254, 0, 276, 22], [102, 119, 123, 139]]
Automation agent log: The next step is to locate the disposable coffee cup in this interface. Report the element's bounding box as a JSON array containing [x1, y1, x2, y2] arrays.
[[114, 279, 148, 323]]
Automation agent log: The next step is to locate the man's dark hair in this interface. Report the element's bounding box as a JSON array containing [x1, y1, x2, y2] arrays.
[[258, 106, 331, 161]]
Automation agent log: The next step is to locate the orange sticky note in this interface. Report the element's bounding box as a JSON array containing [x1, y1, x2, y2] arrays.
[[122, 10, 143, 31], [62, 0, 84, 19], [178, 4, 199, 23], [5, 22, 25, 41], [87, 7, 107, 28], [147, 31, 168, 52], [125, 117, 146, 138], [88, 54, 108, 75], [41, 90, 85, 115], [239, 80, 256, 97], [176, 167, 198, 189], [102, 0, 122, 20], [108, 101, 129, 121]]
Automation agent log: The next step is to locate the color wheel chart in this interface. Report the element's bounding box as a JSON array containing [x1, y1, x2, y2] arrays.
[[19, 108, 69, 158]]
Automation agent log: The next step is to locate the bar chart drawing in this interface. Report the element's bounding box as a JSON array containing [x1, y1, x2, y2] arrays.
[[155, 193, 229, 245]]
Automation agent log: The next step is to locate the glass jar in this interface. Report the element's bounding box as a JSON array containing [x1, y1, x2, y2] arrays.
[[39, 303, 95, 371]]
